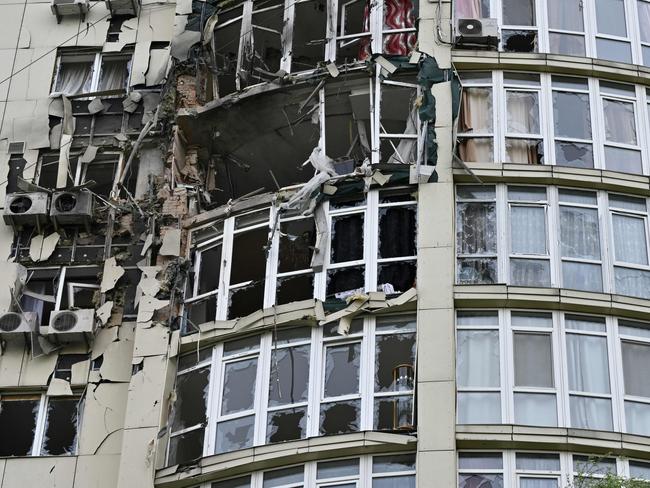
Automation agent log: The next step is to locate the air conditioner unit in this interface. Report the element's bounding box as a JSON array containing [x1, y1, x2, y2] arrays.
[[455, 18, 499, 48], [50, 0, 89, 22], [50, 190, 93, 231], [3, 192, 50, 230], [46, 309, 96, 342], [105, 0, 140, 17], [0, 312, 37, 338]]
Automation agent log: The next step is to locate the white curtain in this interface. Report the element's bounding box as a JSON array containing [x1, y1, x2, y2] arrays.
[[510, 258, 551, 286], [614, 266, 650, 299], [459, 87, 494, 162], [547, 0, 584, 30], [458, 392, 501, 424], [562, 262, 603, 292], [511, 206, 546, 254], [638, 1, 650, 42], [625, 401, 650, 436], [567, 334, 610, 393], [570, 395, 613, 430], [514, 393, 557, 426], [612, 214, 648, 264], [603, 99, 637, 145], [55, 62, 93, 96], [560, 207, 600, 259], [507, 91, 540, 134], [98, 59, 129, 92], [455, 0, 484, 18], [457, 330, 500, 387], [622, 341, 650, 397]]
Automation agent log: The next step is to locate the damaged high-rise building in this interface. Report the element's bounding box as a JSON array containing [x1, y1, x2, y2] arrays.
[[0, 0, 650, 486]]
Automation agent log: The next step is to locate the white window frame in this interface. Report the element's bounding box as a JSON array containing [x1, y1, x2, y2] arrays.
[[169, 315, 416, 463], [188, 189, 417, 324], [51, 52, 132, 97], [458, 71, 650, 175], [0, 392, 82, 457], [198, 453, 416, 488], [458, 450, 650, 488], [455, 309, 650, 435]]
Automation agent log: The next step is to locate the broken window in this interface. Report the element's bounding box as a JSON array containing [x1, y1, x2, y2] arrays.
[[80, 153, 121, 199], [547, 0, 586, 56], [55, 354, 88, 382], [57, 266, 101, 310], [241, 0, 284, 87], [456, 185, 497, 284], [168, 351, 211, 466], [37, 153, 78, 189], [276, 216, 316, 306], [289, 0, 327, 71], [458, 72, 494, 163], [213, 5, 243, 97], [0, 393, 82, 457], [373, 317, 416, 431], [41, 397, 82, 455], [52, 51, 131, 96], [552, 77, 593, 168], [504, 74, 543, 164], [169, 315, 416, 461], [19, 268, 59, 325]]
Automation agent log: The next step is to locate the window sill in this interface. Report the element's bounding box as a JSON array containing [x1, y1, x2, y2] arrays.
[[454, 285, 650, 320], [453, 163, 650, 197], [456, 424, 650, 460], [154, 432, 416, 488], [452, 50, 650, 85]]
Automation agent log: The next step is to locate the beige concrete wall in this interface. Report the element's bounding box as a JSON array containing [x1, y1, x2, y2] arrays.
[[415, 1, 456, 483]]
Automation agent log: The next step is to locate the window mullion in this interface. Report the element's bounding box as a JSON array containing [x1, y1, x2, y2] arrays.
[[554, 311, 569, 427], [542, 73, 556, 166], [636, 84, 650, 175], [496, 184, 508, 283], [217, 217, 235, 320], [264, 207, 280, 308], [501, 309, 512, 423], [307, 326, 323, 438], [366, 190, 379, 292], [547, 186, 560, 287], [280, 0, 295, 72], [31, 394, 48, 456], [90, 53, 102, 93], [359, 317, 374, 431], [255, 333, 272, 446], [495, 71, 505, 164], [206, 344, 224, 455], [607, 316, 625, 433], [590, 78, 606, 170]]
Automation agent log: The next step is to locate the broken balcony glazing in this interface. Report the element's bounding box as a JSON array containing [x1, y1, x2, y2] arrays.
[[168, 316, 416, 463]]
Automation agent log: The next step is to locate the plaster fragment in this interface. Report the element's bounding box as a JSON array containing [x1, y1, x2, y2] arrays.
[[141, 233, 153, 255], [47, 378, 73, 397], [70, 359, 90, 385], [100, 257, 125, 293], [103, 42, 127, 53], [96, 301, 114, 326], [29, 232, 60, 262], [133, 323, 169, 357], [175, 0, 192, 15], [99, 340, 133, 382], [159, 228, 181, 256], [130, 40, 152, 87], [91, 326, 119, 361], [122, 91, 142, 113], [145, 48, 171, 86], [80, 145, 99, 163], [87, 98, 107, 115], [326, 62, 340, 77], [137, 296, 169, 323], [170, 30, 201, 61]]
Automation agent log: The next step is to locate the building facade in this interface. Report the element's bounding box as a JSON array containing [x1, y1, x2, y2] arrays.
[[0, 0, 648, 487]]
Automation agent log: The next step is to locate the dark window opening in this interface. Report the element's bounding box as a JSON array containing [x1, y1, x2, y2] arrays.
[[374, 396, 413, 430], [502, 30, 537, 52], [276, 274, 314, 305], [228, 281, 264, 319], [38, 154, 78, 189], [0, 396, 39, 456], [184, 295, 217, 334], [278, 219, 316, 273], [378, 207, 416, 258], [320, 401, 360, 435], [41, 397, 80, 455], [230, 227, 268, 284], [292, 1, 327, 71], [378, 261, 416, 294], [55, 354, 88, 382], [171, 367, 210, 432], [7, 156, 26, 194], [331, 214, 364, 263], [326, 266, 365, 298], [267, 408, 307, 443], [198, 244, 222, 295], [167, 429, 204, 466], [20, 270, 58, 325]]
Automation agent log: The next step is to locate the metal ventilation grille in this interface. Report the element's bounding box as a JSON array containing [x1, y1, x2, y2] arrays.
[[0, 313, 23, 332], [458, 19, 483, 36], [7, 142, 24, 155], [52, 312, 78, 332], [54, 193, 78, 212]]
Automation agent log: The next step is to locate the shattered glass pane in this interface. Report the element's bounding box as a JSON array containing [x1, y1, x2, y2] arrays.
[[562, 262, 603, 292], [268, 345, 310, 406], [266, 407, 307, 443], [185, 295, 217, 333], [614, 266, 650, 299], [553, 92, 591, 139], [211, 475, 251, 488], [317, 458, 359, 479], [171, 366, 210, 432], [178, 349, 212, 371], [374, 396, 414, 430], [331, 214, 364, 263], [276, 274, 314, 305], [510, 258, 551, 287], [275, 326, 311, 344], [223, 335, 260, 356], [326, 266, 365, 297], [84, 161, 118, 197], [377, 261, 416, 294], [457, 257, 498, 284], [502, 30, 537, 52], [373, 476, 415, 488], [291, 0, 327, 71], [373, 454, 416, 472], [245, 7, 283, 85], [375, 333, 415, 392], [324, 319, 364, 337], [378, 207, 416, 258], [230, 227, 268, 284], [320, 400, 360, 435], [198, 244, 222, 294], [214, 21, 242, 97], [228, 281, 264, 319], [263, 465, 304, 488], [168, 428, 205, 465], [0, 397, 39, 456], [458, 137, 493, 163], [324, 342, 361, 397], [456, 202, 496, 254], [215, 415, 254, 453], [221, 358, 258, 415], [603, 99, 637, 145], [555, 142, 594, 168], [278, 219, 315, 272], [41, 398, 79, 455]]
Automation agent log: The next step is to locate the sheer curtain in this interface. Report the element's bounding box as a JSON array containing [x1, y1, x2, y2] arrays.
[[55, 62, 93, 95], [455, 0, 484, 18], [511, 206, 546, 254], [507, 91, 541, 163], [98, 59, 129, 92], [638, 0, 650, 42], [603, 99, 637, 144], [547, 0, 583, 30], [457, 330, 500, 387], [612, 214, 648, 264], [560, 207, 601, 259], [459, 87, 493, 162], [566, 334, 612, 429], [519, 480, 559, 488]]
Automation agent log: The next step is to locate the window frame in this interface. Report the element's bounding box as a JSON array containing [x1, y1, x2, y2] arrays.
[[51, 51, 132, 97], [454, 309, 650, 435], [168, 315, 417, 464]]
